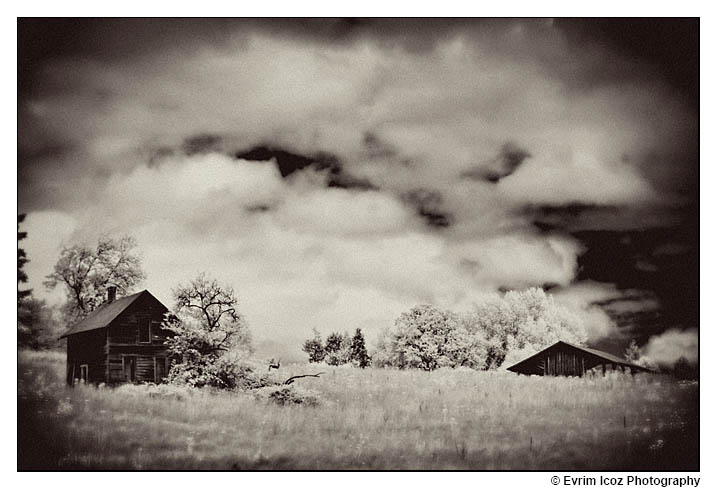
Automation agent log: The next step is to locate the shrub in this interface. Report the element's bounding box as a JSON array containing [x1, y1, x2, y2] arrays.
[[255, 385, 321, 406], [167, 355, 276, 390]]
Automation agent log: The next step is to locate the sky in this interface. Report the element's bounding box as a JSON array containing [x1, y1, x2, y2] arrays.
[[18, 18, 698, 363]]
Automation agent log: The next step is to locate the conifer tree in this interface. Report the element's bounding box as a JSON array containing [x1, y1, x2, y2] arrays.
[[349, 328, 371, 368]]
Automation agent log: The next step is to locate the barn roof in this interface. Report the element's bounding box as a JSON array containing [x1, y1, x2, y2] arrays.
[[506, 340, 652, 373], [59, 290, 163, 338]]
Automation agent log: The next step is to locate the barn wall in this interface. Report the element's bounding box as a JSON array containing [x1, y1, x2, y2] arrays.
[[544, 349, 592, 376], [509, 343, 643, 377], [66, 328, 107, 385]]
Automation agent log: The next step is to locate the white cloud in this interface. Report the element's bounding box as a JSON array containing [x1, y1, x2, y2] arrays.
[[24, 152, 601, 349], [641, 328, 698, 367], [22, 210, 78, 307]]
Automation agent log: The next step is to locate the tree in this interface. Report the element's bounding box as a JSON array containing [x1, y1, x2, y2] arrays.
[[17, 214, 32, 306], [162, 273, 254, 388], [302, 328, 326, 363], [18, 297, 63, 350], [462, 288, 586, 369], [349, 328, 371, 368], [374, 304, 485, 371], [44, 235, 145, 321], [624, 339, 641, 363], [324, 331, 351, 366]]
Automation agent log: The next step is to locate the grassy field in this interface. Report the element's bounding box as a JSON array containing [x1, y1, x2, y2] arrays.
[[18, 350, 698, 470]]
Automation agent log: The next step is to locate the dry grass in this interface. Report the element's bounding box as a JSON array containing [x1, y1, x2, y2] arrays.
[[18, 350, 698, 470]]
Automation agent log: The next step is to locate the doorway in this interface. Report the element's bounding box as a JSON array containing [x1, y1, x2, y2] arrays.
[[154, 357, 167, 383], [123, 356, 136, 382]]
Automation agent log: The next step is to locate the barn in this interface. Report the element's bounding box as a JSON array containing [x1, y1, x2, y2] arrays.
[[60, 287, 172, 385], [506, 340, 652, 376]]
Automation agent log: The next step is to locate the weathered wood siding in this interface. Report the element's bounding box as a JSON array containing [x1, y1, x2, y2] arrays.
[[509, 342, 646, 377], [106, 291, 171, 384], [66, 327, 107, 385]]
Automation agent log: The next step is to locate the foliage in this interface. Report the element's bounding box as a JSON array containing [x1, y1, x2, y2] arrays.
[[162, 273, 254, 389], [375, 288, 586, 371], [17, 214, 32, 305], [302, 328, 326, 363], [44, 235, 145, 322], [303, 329, 370, 367], [624, 339, 641, 362], [17, 297, 63, 350], [374, 304, 485, 371], [257, 385, 321, 406], [349, 328, 371, 368], [324, 332, 351, 366], [462, 288, 587, 369]]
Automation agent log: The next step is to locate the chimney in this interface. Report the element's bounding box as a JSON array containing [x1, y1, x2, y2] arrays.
[[107, 286, 117, 303]]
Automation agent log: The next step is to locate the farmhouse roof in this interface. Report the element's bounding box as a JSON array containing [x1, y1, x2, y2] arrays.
[[506, 340, 652, 373], [59, 290, 162, 338]]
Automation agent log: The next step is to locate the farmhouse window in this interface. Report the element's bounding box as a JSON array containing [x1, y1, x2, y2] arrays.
[[150, 321, 162, 342], [139, 321, 151, 343]]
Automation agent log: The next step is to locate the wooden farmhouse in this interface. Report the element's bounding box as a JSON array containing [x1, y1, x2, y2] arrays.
[[506, 341, 652, 376], [60, 287, 172, 385]]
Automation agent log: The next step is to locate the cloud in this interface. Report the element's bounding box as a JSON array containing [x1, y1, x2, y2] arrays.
[[641, 328, 698, 367], [18, 20, 697, 354], [461, 142, 532, 183], [22, 152, 599, 349], [22, 210, 78, 306]]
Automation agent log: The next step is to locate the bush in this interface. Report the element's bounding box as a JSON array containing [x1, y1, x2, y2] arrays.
[[167, 356, 276, 390], [258, 385, 321, 406]]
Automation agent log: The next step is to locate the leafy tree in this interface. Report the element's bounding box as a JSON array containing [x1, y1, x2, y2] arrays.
[[324, 331, 351, 366], [44, 235, 145, 322], [162, 273, 253, 388], [374, 304, 485, 371], [462, 288, 586, 369], [302, 328, 326, 363], [349, 328, 371, 368], [17, 214, 32, 306], [624, 339, 641, 363]]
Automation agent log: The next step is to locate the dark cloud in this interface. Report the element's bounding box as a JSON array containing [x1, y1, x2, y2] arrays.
[[235, 145, 377, 191], [235, 145, 336, 178], [182, 134, 224, 156], [19, 18, 699, 101], [401, 189, 453, 228], [556, 18, 699, 101], [462, 142, 532, 183], [524, 200, 698, 345], [244, 203, 273, 214], [525, 202, 621, 233], [362, 131, 397, 159]]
